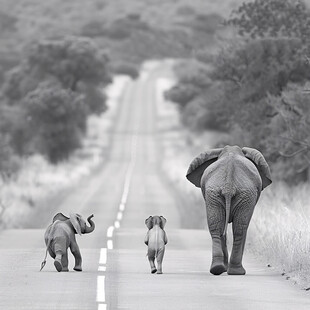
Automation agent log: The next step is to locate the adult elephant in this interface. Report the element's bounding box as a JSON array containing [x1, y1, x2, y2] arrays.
[[41, 213, 95, 272], [186, 145, 272, 275]]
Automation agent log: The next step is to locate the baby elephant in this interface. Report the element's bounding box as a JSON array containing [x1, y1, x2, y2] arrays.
[[144, 215, 168, 274], [40, 212, 95, 272]]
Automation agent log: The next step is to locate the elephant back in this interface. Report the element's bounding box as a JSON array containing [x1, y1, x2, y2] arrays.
[[186, 148, 222, 187]]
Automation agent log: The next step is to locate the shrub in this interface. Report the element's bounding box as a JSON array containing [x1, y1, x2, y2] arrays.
[[81, 84, 108, 115], [164, 84, 200, 108], [111, 62, 139, 79]]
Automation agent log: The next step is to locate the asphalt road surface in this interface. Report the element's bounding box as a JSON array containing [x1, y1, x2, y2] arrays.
[[0, 61, 310, 310]]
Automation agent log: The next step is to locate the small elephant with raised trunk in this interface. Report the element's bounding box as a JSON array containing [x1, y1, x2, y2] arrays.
[[40, 212, 95, 272], [144, 215, 168, 274]]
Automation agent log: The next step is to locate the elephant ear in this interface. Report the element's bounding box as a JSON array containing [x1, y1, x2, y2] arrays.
[[242, 147, 272, 190], [159, 216, 167, 229], [145, 216, 153, 230], [53, 213, 69, 223], [69, 213, 82, 235], [186, 148, 223, 188]]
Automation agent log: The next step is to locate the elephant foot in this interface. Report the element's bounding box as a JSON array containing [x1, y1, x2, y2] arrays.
[[210, 263, 227, 275], [151, 268, 157, 274], [62, 267, 69, 272], [74, 266, 82, 272], [210, 257, 227, 275], [227, 264, 246, 275], [54, 259, 63, 272]]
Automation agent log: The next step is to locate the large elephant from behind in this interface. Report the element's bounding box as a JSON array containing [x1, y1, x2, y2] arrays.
[[41, 212, 95, 272], [186, 145, 272, 275]]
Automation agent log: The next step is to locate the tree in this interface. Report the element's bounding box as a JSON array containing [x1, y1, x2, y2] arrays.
[[1, 36, 111, 163], [267, 85, 310, 182], [226, 0, 310, 43], [24, 81, 87, 163], [27, 36, 111, 91], [3, 36, 111, 111]]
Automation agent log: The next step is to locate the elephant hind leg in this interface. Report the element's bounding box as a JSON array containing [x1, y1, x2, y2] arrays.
[[61, 250, 69, 272], [228, 194, 256, 275], [156, 247, 165, 274], [210, 234, 227, 275], [206, 196, 227, 275], [147, 248, 157, 273], [54, 257, 62, 272], [227, 224, 248, 275], [52, 236, 67, 272]]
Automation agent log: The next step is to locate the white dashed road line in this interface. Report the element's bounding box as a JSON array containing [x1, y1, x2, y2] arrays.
[[99, 248, 107, 265], [97, 134, 138, 309], [97, 276, 106, 303]]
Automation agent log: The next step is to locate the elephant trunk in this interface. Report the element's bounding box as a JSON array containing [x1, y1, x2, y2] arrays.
[[83, 214, 95, 234]]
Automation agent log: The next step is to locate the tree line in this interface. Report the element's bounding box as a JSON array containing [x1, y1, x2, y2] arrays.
[[165, 0, 310, 184], [0, 36, 111, 178]]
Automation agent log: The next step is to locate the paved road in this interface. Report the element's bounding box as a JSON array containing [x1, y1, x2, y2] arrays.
[[0, 61, 310, 310]]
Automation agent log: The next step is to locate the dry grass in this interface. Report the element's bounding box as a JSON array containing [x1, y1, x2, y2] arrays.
[[247, 183, 310, 288]]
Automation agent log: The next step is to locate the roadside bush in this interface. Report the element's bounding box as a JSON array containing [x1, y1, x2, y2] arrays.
[[81, 84, 108, 115], [111, 62, 139, 79], [164, 84, 200, 108], [165, 59, 212, 108]]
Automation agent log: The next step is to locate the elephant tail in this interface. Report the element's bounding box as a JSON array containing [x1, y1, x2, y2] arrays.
[[222, 194, 231, 237], [40, 240, 51, 271], [40, 221, 58, 271]]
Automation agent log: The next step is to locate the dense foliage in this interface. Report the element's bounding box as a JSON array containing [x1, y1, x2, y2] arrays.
[[167, 0, 310, 183], [0, 0, 230, 179], [227, 0, 310, 42], [0, 36, 111, 166]]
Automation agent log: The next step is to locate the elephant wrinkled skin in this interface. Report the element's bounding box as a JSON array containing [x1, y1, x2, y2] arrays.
[[144, 215, 168, 274], [41, 213, 95, 272], [186, 145, 272, 275]]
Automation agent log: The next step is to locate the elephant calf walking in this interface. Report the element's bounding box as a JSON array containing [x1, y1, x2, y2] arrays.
[[41, 213, 95, 272], [144, 216, 168, 274], [186, 145, 272, 275]]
